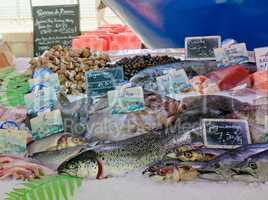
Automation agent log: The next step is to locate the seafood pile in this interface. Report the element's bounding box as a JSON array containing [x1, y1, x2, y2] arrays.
[[1, 42, 268, 189], [29, 45, 110, 94], [107, 54, 180, 79]]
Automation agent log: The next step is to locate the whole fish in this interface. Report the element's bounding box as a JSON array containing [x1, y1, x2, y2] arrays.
[[31, 145, 87, 170], [198, 143, 268, 181], [143, 159, 206, 182], [58, 128, 193, 179], [232, 150, 268, 182], [27, 133, 87, 155], [166, 147, 226, 162]]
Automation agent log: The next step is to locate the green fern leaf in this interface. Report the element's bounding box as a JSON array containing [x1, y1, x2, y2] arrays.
[[5, 175, 83, 200]]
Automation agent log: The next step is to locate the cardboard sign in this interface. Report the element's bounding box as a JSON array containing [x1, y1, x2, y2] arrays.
[[29, 73, 60, 94], [108, 86, 145, 114], [85, 67, 124, 97], [214, 43, 249, 67], [254, 47, 268, 70], [0, 129, 27, 155], [202, 119, 251, 149], [24, 88, 57, 114], [185, 36, 221, 60], [30, 109, 64, 140]]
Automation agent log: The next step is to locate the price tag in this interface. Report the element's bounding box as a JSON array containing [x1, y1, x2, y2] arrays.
[[214, 43, 249, 67], [156, 69, 197, 100], [24, 88, 57, 115], [108, 86, 145, 114], [29, 73, 60, 94], [254, 47, 268, 70], [30, 109, 64, 140], [185, 36, 221, 60], [0, 129, 27, 155], [85, 67, 124, 97], [202, 119, 251, 149]]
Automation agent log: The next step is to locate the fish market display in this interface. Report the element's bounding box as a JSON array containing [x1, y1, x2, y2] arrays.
[[107, 54, 180, 79], [29, 45, 110, 94], [27, 133, 87, 155], [0, 155, 54, 180], [2, 34, 268, 199], [57, 127, 193, 178]]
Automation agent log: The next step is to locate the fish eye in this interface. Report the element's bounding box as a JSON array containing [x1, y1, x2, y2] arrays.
[[248, 162, 257, 170], [184, 152, 193, 158], [72, 137, 81, 143], [214, 163, 221, 169]]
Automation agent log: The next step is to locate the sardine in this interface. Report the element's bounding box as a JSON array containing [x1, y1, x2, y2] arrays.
[[232, 150, 268, 182], [198, 143, 268, 181], [58, 127, 193, 179], [27, 133, 87, 156], [166, 147, 226, 162]]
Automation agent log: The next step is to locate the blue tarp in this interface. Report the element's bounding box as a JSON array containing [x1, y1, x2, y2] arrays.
[[103, 0, 268, 49]]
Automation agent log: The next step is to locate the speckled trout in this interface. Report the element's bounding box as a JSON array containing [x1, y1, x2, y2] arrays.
[[57, 127, 194, 179]]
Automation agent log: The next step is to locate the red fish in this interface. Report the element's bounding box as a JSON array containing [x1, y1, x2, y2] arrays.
[[208, 65, 250, 91]]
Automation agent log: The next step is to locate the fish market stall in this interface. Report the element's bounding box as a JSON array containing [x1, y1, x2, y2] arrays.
[[0, 41, 268, 199], [1, 1, 268, 200]]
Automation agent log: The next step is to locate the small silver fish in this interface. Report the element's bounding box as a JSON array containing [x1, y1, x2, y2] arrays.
[[232, 150, 268, 182], [198, 143, 268, 181]]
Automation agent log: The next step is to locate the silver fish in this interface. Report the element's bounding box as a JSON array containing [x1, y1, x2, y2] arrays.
[[232, 150, 268, 182], [198, 143, 268, 181]]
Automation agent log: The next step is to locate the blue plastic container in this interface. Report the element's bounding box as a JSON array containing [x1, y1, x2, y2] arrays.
[[103, 0, 268, 49]]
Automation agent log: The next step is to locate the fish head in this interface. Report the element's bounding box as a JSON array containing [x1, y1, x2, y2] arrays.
[[58, 150, 101, 179], [230, 152, 268, 183], [231, 158, 259, 182]]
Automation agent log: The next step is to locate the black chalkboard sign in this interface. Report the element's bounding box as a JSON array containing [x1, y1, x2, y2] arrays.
[[85, 67, 124, 97], [185, 36, 221, 60], [202, 119, 251, 149], [32, 4, 80, 56]]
